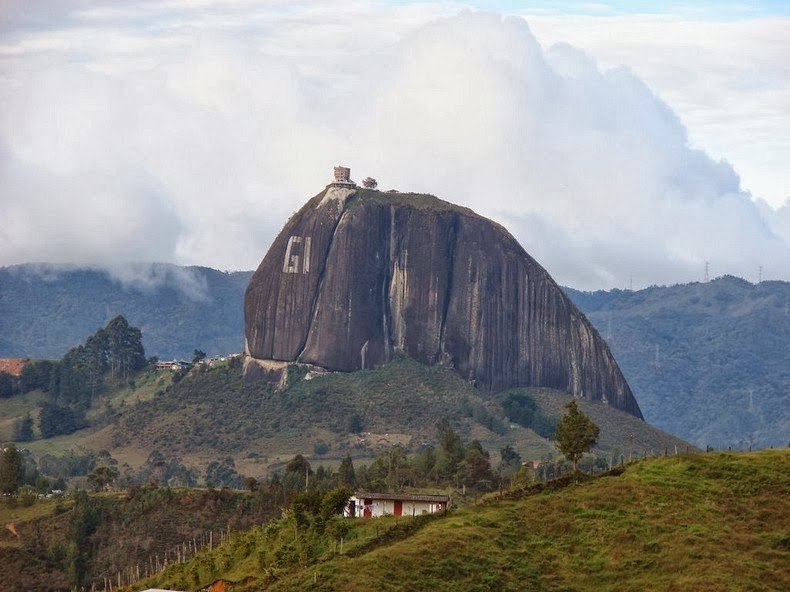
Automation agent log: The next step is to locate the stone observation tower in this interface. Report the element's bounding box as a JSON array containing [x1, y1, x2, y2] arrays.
[[332, 165, 356, 187]]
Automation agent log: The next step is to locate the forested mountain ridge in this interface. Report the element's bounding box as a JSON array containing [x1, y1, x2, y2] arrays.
[[0, 263, 251, 359], [565, 276, 789, 449], [1, 264, 787, 448]]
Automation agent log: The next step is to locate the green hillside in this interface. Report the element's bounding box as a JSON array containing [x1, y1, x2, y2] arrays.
[[140, 450, 789, 592], [2, 356, 689, 483]]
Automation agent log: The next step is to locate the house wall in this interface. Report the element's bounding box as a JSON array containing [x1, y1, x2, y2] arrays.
[[347, 497, 446, 518]]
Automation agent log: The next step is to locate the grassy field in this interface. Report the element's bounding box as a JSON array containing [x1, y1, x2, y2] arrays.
[[137, 449, 789, 592]]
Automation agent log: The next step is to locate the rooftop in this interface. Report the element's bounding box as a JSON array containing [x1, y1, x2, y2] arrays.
[[353, 492, 449, 503], [0, 358, 27, 376]]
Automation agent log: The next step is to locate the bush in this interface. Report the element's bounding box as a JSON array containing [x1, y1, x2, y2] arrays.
[[18, 485, 38, 507]]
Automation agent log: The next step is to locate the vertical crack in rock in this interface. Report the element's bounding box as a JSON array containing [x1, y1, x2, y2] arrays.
[[438, 213, 460, 363], [380, 205, 398, 361], [294, 198, 353, 362]]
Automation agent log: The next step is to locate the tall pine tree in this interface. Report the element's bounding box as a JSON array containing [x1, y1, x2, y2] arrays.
[[553, 400, 600, 472], [0, 443, 25, 494]]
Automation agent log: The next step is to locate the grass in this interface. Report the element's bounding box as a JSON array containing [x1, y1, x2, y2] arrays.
[[0, 497, 72, 548], [121, 450, 790, 592]]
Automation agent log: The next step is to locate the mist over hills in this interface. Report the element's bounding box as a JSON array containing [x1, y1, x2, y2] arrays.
[[0, 263, 787, 448], [0, 263, 251, 360]]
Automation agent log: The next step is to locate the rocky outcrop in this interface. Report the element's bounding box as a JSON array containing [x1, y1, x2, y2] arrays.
[[244, 186, 643, 418]]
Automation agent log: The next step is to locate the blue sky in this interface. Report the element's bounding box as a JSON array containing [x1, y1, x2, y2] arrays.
[[0, 1, 788, 289]]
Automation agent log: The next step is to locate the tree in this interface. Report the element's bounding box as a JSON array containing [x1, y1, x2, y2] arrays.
[[337, 455, 356, 488], [286, 454, 311, 476], [347, 413, 364, 434], [435, 419, 464, 483], [245, 476, 259, 492], [38, 401, 85, 438], [192, 349, 207, 363], [362, 177, 377, 189], [461, 440, 494, 490], [62, 336, 107, 403], [67, 489, 98, 588], [204, 457, 244, 489], [319, 487, 354, 523], [0, 443, 25, 494], [497, 445, 522, 482], [12, 414, 35, 442], [553, 400, 600, 472], [313, 440, 330, 456], [104, 315, 146, 379], [87, 466, 119, 492], [0, 371, 15, 398], [20, 360, 56, 393], [502, 393, 536, 427]]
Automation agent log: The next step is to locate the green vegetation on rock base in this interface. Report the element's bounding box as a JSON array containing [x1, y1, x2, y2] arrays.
[[107, 356, 688, 475], [2, 354, 692, 489]]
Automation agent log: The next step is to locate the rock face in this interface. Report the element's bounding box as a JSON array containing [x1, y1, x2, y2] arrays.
[[244, 185, 643, 419]]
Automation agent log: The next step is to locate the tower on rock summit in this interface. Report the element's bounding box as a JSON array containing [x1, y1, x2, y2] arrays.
[[332, 165, 356, 187]]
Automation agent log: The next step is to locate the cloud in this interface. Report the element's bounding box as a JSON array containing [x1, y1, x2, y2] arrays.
[[1, 142, 183, 266], [357, 12, 789, 287], [0, 4, 787, 290], [10, 261, 211, 301], [103, 262, 211, 301], [522, 13, 790, 209]]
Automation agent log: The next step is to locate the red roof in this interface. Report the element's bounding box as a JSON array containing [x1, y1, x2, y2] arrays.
[[0, 358, 27, 376]]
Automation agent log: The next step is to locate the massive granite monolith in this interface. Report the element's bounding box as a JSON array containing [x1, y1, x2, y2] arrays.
[[244, 183, 643, 419]]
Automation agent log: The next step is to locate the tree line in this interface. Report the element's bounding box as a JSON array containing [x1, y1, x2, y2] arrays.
[[2, 315, 146, 439]]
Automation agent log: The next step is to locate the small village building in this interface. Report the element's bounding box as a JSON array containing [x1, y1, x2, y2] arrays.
[[346, 492, 449, 518], [154, 359, 192, 371]]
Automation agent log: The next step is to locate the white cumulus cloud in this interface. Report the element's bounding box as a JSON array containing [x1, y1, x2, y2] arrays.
[[0, 3, 787, 290]]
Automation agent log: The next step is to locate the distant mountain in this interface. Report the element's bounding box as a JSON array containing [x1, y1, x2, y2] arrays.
[[0, 263, 251, 360], [565, 276, 789, 449], [1, 264, 786, 448]]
